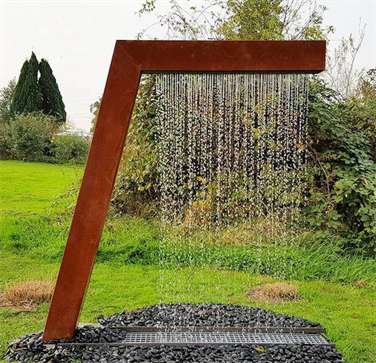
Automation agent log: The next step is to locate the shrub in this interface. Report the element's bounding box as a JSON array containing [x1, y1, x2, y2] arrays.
[[0, 123, 14, 159], [306, 79, 376, 251], [112, 75, 159, 217], [53, 134, 90, 163], [3, 112, 55, 160], [0, 112, 89, 163]]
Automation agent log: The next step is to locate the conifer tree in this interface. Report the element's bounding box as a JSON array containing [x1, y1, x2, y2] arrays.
[[10, 59, 29, 117], [39, 59, 66, 121], [10, 52, 42, 116]]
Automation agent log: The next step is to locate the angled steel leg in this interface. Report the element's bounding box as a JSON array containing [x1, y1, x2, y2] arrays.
[[42, 43, 141, 341]]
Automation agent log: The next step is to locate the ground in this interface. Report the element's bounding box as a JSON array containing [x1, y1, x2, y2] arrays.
[[0, 160, 375, 362]]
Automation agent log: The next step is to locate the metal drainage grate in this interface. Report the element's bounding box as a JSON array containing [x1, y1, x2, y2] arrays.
[[120, 332, 329, 346], [115, 326, 327, 334]]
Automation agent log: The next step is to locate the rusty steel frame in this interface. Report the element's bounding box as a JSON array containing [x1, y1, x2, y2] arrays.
[[42, 40, 326, 342]]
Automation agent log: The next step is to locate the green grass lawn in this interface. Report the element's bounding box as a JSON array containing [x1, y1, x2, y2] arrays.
[[0, 160, 83, 214], [0, 160, 375, 362]]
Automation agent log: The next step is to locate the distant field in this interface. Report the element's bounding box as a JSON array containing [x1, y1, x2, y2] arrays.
[[0, 161, 375, 362]]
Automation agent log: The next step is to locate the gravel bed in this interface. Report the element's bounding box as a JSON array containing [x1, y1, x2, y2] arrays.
[[99, 303, 323, 328], [6, 342, 344, 362], [5, 303, 343, 362]]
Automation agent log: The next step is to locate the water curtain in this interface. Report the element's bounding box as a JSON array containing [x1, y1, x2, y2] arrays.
[[155, 73, 309, 231]]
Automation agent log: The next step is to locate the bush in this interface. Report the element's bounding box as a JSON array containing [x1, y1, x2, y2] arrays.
[[0, 112, 90, 163], [306, 80, 376, 251], [53, 134, 90, 163], [0, 113, 55, 161], [112, 75, 159, 217], [0, 123, 14, 159]]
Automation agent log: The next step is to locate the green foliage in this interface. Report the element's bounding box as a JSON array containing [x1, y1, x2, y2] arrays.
[[0, 123, 14, 159], [52, 134, 90, 163], [306, 79, 376, 250], [0, 79, 16, 124], [112, 76, 159, 217], [10, 53, 42, 117], [355, 68, 376, 162], [0, 113, 89, 163], [0, 113, 55, 161], [88, 80, 157, 215], [216, 0, 284, 40], [39, 59, 66, 121]]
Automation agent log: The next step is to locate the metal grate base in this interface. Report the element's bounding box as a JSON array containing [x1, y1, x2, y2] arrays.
[[113, 326, 326, 334], [47, 332, 331, 348], [121, 332, 329, 346]]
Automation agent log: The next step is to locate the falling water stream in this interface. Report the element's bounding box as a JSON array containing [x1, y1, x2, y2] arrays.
[[155, 73, 309, 229], [152, 73, 310, 328]]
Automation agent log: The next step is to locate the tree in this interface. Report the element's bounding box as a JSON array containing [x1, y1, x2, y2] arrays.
[[355, 69, 376, 162], [216, 0, 284, 40], [10, 60, 30, 117], [9, 52, 66, 122], [90, 96, 101, 132], [357, 68, 376, 100], [138, 0, 333, 40], [39, 59, 66, 121], [0, 78, 16, 124], [10, 52, 42, 117], [326, 25, 366, 99]]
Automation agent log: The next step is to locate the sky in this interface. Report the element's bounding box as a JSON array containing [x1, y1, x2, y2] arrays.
[[1, 0, 375, 131]]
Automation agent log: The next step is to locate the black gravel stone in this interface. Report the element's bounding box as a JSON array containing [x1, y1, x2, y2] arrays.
[[99, 303, 323, 329], [5, 303, 343, 362]]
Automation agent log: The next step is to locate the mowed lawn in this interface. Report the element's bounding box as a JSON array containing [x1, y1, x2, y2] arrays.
[[0, 160, 83, 214], [0, 160, 375, 363]]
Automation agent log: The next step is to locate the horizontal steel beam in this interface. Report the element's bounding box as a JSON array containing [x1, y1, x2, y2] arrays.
[[122, 40, 326, 73]]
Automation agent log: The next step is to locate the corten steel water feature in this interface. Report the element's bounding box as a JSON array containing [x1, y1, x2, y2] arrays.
[[43, 40, 326, 342]]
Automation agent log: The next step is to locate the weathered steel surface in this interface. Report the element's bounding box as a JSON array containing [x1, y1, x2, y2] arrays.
[[125, 40, 326, 73], [43, 40, 326, 342]]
